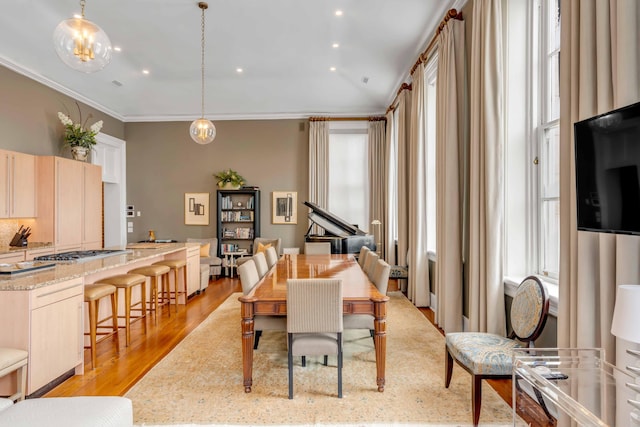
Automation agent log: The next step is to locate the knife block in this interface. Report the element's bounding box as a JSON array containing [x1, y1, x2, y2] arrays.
[[9, 233, 28, 247]]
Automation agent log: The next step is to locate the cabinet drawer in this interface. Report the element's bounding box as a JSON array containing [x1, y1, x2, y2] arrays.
[[31, 278, 83, 309], [0, 252, 25, 263]]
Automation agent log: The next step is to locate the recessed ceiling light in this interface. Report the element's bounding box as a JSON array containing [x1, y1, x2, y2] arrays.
[[330, 67, 336, 72], [113, 46, 122, 52], [335, 10, 343, 16], [332, 43, 339, 48], [236, 68, 243, 73], [142, 69, 150, 75]]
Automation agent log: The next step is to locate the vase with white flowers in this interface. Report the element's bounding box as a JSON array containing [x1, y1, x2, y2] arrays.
[[58, 102, 103, 162]]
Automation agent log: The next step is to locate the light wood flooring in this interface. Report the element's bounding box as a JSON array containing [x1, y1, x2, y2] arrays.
[[44, 276, 552, 426]]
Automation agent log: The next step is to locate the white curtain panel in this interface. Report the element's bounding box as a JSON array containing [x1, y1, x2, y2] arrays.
[[559, 0, 640, 367], [467, 0, 505, 335], [407, 62, 430, 307], [368, 120, 386, 259], [434, 20, 466, 333], [308, 120, 330, 235], [396, 90, 411, 278], [384, 110, 397, 266]]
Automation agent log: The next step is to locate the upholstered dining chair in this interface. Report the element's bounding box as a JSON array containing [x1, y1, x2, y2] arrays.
[[236, 237, 282, 267], [252, 252, 269, 278], [343, 259, 390, 337], [444, 276, 550, 426], [264, 246, 279, 269], [362, 252, 379, 279], [357, 246, 370, 268], [238, 258, 286, 350], [287, 278, 343, 399], [304, 242, 332, 254]]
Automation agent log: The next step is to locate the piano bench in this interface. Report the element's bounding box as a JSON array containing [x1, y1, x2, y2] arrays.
[[389, 265, 408, 279]]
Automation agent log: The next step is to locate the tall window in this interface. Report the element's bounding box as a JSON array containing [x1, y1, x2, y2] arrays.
[[328, 122, 369, 231], [424, 55, 438, 254]]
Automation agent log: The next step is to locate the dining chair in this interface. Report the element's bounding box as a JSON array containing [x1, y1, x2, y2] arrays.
[[444, 276, 550, 426], [238, 258, 286, 349], [304, 242, 332, 254], [236, 237, 282, 267], [362, 252, 379, 278], [252, 252, 269, 278], [264, 246, 279, 269], [357, 246, 370, 268], [287, 278, 343, 399], [343, 259, 390, 338]]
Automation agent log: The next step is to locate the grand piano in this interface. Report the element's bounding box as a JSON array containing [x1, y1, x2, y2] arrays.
[[304, 201, 376, 254]]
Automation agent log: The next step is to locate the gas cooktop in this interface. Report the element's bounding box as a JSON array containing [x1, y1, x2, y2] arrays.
[[34, 249, 131, 262]]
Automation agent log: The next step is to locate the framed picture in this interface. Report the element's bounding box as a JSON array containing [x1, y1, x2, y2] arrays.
[[185, 192, 209, 225], [272, 191, 297, 224]]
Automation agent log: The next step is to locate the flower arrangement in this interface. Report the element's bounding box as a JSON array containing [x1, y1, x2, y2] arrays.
[[214, 169, 245, 188], [58, 102, 103, 150]]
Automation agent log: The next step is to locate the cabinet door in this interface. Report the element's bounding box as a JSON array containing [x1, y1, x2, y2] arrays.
[[83, 163, 103, 246], [186, 246, 200, 296], [0, 150, 9, 218], [55, 158, 83, 247], [11, 152, 36, 218]]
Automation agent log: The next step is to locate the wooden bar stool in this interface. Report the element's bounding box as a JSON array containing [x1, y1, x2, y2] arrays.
[[96, 273, 147, 346], [152, 260, 187, 311], [84, 284, 119, 369], [128, 264, 172, 320], [0, 347, 28, 401]]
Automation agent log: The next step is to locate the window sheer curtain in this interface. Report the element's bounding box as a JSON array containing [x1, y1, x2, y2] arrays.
[[396, 90, 411, 287], [368, 120, 386, 259], [384, 110, 397, 266], [435, 19, 466, 333], [467, 0, 505, 335], [559, 0, 640, 367], [308, 120, 330, 234], [407, 63, 430, 307]]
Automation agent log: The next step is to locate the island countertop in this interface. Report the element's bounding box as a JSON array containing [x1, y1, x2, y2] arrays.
[[0, 242, 199, 291]]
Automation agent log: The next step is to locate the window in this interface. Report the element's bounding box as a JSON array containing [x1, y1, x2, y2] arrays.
[[424, 55, 438, 254]]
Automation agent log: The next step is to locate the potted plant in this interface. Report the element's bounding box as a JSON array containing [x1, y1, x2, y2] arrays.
[[58, 102, 103, 161], [214, 169, 245, 189]]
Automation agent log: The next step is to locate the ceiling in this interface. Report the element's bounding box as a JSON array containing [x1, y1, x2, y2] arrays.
[[0, 0, 460, 122]]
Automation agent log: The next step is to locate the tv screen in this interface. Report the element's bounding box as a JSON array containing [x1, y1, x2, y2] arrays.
[[575, 101, 640, 235]]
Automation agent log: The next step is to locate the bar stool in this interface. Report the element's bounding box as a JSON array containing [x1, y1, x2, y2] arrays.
[[152, 259, 187, 311], [0, 347, 28, 401], [84, 283, 118, 369], [96, 273, 147, 346], [128, 264, 172, 320]]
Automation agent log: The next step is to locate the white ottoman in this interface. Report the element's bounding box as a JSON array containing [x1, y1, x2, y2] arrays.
[[200, 263, 209, 291], [0, 396, 133, 427]]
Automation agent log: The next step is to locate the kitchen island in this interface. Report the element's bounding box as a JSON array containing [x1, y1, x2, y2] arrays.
[[0, 242, 201, 397]]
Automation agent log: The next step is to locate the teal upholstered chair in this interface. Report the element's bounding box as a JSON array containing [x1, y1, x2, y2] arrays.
[[444, 276, 549, 426]]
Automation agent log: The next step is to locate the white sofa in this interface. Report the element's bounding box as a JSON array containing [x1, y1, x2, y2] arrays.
[[0, 396, 133, 427]]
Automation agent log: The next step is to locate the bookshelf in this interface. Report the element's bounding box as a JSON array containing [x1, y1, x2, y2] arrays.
[[216, 189, 260, 262]]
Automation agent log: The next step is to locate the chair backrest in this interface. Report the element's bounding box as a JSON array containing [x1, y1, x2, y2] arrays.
[[371, 259, 391, 295], [304, 242, 332, 255], [265, 246, 279, 268], [362, 252, 379, 278], [252, 252, 269, 278], [253, 237, 282, 255], [287, 278, 343, 334], [510, 276, 550, 344], [283, 247, 300, 254], [357, 246, 370, 268], [238, 259, 260, 295]]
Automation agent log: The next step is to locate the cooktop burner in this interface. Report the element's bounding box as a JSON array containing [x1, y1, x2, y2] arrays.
[[34, 249, 130, 262]]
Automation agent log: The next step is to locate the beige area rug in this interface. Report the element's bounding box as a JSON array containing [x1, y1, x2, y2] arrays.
[[126, 292, 516, 426]]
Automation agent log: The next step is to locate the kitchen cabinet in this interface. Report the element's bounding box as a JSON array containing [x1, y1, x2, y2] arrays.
[[186, 245, 200, 297], [0, 150, 36, 218], [0, 252, 25, 263], [34, 157, 102, 251], [25, 247, 55, 261]]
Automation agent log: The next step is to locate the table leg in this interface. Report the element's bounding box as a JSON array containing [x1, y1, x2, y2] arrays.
[[240, 299, 255, 393], [373, 299, 387, 392]]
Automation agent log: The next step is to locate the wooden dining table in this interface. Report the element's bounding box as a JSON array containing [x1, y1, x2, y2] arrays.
[[238, 253, 389, 393]]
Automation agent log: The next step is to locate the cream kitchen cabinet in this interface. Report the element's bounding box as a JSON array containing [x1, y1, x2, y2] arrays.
[[0, 150, 36, 218], [186, 245, 200, 297], [34, 157, 102, 251], [0, 252, 25, 263]]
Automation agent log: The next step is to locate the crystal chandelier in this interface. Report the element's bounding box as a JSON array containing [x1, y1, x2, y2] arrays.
[[53, 0, 112, 73], [189, 2, 216, 145]]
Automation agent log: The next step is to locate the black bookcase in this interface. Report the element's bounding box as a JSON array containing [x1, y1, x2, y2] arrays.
[[216, 189, 260, 257]]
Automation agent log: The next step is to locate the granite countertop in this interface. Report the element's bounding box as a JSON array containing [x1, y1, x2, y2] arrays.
[[0, 242, 199, 291], [0, 242, 54, 255]]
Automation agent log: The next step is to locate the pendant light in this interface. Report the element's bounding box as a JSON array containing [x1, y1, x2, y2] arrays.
[[190, 2, 216, 145], [53, 0, 112, 73]]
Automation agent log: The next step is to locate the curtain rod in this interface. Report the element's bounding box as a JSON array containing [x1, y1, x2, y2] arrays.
[[410, 8, 463, 76], [385, 83, 412, 115], [309, 116, 386, 122]]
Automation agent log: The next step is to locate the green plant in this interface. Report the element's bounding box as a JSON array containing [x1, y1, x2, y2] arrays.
[[58, 102, 103, 150], [214, 169, 245, 187]]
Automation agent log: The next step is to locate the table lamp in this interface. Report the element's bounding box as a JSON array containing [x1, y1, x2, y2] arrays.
[[611, 284, 640, 412], [370, 220, 382, 257]]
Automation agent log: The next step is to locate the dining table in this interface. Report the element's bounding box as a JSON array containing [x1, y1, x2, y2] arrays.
[[238, 253, 389, 393]]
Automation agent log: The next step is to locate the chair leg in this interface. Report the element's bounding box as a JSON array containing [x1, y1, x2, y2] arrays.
[[88, 299, 98, 369], [110, 292, 119, 352], [124, 287, 131, 346], [253, 330, 262, 349], [337, 332, 343, 398], [288, 333, 293, 399], [323, 355, 328, 366], [16, 363, 26, 402], [302, 356, 306, 367], [445, 348, 454, 388], [472, 374, 482, 426]]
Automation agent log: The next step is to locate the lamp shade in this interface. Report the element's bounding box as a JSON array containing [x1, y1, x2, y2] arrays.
[[53, 17, 112, 73], [190, 118, 216, 145], [611, 284, 640, 343]]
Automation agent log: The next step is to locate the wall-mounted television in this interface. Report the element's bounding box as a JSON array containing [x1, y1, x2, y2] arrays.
[[575, 101, 640, 235]]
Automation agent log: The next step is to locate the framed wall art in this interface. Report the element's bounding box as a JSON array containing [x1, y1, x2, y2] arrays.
[[185, 192, 209, 225], [272, 191, 297, 224]]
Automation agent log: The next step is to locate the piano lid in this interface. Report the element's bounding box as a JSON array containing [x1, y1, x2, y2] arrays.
[[304, 201, 366, 237]]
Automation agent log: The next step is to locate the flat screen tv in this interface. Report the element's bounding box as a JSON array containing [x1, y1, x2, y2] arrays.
[[575, 100, 640, 235]]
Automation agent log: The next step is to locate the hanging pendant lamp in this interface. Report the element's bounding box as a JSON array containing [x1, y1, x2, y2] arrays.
[[53, 0, 112, 73], [190, 2, 216, 145]]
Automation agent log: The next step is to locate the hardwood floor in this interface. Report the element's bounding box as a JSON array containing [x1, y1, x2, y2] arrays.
[[45, 276, 552, 426]]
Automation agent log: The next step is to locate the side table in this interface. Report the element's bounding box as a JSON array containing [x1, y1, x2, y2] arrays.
[[223, 250, 247, 278]]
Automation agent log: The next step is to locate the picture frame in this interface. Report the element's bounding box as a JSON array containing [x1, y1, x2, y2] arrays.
[[185, 192, 209, 225], [272, 191, 297, 224]]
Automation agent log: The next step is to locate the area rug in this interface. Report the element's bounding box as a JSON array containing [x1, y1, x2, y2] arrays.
[[126, 292, 516, 426]]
